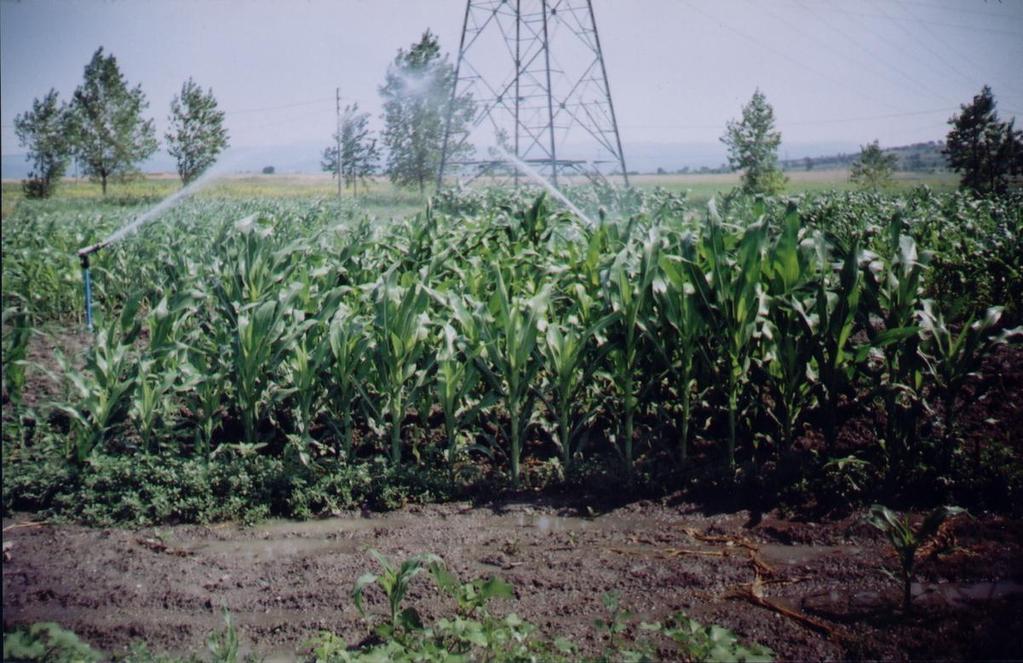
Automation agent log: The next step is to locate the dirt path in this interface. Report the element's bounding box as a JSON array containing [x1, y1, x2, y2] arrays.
[[3, 500, 1021, 661]]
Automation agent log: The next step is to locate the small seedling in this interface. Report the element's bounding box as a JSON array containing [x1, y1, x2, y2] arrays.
[[865, 504, 965, 612]]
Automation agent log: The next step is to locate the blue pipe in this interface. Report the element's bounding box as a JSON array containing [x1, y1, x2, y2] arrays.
[[77, 242, 105, 333], [83, 262, 93, 332]]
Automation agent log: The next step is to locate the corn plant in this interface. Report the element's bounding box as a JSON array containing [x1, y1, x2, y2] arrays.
[[130, 359, 177, 453], [918, 301, 1017, 471], [54, 300, 142, 464], [2, 304, 32, 413], [538, 303, 613, 472], [861, 229, 927, 468], [760, 207, 815, 452], [865, 504, 965, 613], [603, 231, 659, 478], [470, 269, 548, 487], [657, 251, 706, 462], [368, 273, 432, 465], [435, 321, 489, 475], [286, 331, 322, 463], [324, 303, 371, 461], [353, 549, 444, 639], [685, 201, 766, 469], [228, 299, 293, 445], [795, 235, 864, 450]]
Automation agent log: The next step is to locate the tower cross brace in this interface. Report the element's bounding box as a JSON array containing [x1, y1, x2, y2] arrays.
[[437, 0, 629, 188]]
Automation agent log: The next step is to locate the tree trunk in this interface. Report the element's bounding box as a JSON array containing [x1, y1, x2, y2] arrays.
[[101, 173, 108, 196]]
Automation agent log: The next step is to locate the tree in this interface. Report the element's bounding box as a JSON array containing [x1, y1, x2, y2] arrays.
[[165, 78, 229, 185], [850, 140, 898, 190], [322, 103, 380, 194], [13, 89, 71, 198], [721, 89, 785, 195], [944, 86, 1023, 195], [67, 48, 158, 195], [379, 30, 474, 194]]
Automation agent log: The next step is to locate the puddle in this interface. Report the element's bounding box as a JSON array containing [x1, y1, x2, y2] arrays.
[[190, 537, 362, 562], [758, 543, 863, 566], [913, 580, 1023, 606], [807, 581, 1023, 615]]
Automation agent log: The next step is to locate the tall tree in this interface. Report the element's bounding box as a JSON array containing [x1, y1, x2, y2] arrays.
[[321, 103, 379, 195], [850, 140, 898, 190], [944, 86, 1023, 195], [14, 89, 71, 198], [165, 78, 230, 185], [68, 48, 158, 195], [721, 89, 785, 195], [379, 30, 474, 194]]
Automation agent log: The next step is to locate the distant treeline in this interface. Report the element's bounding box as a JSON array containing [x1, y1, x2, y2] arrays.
[[779, 141, 947, 173]]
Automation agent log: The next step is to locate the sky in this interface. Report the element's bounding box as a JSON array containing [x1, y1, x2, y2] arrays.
[[2, 0, 1022, 173]]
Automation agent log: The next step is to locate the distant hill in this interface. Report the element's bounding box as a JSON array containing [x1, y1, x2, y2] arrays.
[[780, 141, 948, 174]]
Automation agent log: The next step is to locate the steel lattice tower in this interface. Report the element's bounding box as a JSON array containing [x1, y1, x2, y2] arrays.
[[437, 0, 628, 188]]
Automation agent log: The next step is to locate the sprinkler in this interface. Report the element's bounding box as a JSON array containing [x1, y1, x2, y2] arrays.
[[77, 241, 106, 332]]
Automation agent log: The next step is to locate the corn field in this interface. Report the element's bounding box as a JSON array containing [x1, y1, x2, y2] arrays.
[[2, 188, 1021, 495]]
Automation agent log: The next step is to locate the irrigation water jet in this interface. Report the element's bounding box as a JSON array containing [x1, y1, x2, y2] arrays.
[[494, 147, 597, 227], [75, 152, 239, 332]]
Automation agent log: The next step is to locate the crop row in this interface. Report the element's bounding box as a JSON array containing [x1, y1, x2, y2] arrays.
[[2, 189, 1020, 490]]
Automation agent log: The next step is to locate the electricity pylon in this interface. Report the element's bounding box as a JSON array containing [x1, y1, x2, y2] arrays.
[[437, 0, 629, 188]]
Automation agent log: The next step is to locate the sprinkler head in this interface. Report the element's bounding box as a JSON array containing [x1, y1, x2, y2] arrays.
[[77, 241, 107, 267]]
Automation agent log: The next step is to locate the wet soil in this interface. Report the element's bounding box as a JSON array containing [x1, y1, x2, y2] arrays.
[[4, 501, 1022, 661]]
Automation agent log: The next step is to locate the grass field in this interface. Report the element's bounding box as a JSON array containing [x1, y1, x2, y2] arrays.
[[1, 168, 959, 219]]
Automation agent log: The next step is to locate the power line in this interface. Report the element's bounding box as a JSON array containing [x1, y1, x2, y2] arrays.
[[865, 0, 979, 91], [223, 97, 335, 115], [621, 107, 960, 131], [681, 0, 904, 113], [791, 0, 1023, 38], [797, 0, 957, 106]]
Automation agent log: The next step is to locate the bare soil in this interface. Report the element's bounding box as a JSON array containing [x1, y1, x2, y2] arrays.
[[3, 500, 1022, 661]]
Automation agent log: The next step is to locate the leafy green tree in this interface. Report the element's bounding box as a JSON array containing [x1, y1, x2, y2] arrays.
[[322, 103, 380, 194], [380, 30, 474, 194], [13, 89, 72, 198], [165, 78, 230, 185], [851, 140, 898, 190], [944, 85, 1023, 195], [721, 88, 785, 195], [68, 48, 158, 195]]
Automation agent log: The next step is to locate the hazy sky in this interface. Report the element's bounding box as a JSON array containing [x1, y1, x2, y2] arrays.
[[2, 0, 1022, 166]]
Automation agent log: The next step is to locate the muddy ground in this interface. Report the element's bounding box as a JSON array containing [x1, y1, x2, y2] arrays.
[[3, 500, 1022, 661]]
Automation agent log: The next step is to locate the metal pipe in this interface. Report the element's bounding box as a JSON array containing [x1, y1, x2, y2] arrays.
[[77, 242, 106, 332]]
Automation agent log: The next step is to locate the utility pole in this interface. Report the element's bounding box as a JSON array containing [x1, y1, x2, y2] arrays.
[[336, 87, 342, 200]]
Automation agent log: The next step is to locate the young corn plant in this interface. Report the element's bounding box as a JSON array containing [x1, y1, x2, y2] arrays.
[[228, 298, 295, 446], [353, 549, 444, 640], [796, 235, 864, 450], [865, 504, 965, 613], [918, 301, 1017, 472], [760, 206, 815, 453], [470, 269, 548, 488], [2, 305, 32, 412], [603, 231, 659, 478], [324, 303, 371, 461], [684, 201, 766, 470], [538, 308, 613, 472], [130, 359, 177, 453], [435, 321, 488, 477], [54, 299, 142, 465], [657, 252, 706, 462], [861, 229, 927, 469], [369, 273, 432, 466]]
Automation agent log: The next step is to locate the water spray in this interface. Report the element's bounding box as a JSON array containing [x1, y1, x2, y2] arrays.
[[77, 241, 107, 332], [495, 147, 597, 227], [73, 151, 244, 332]]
